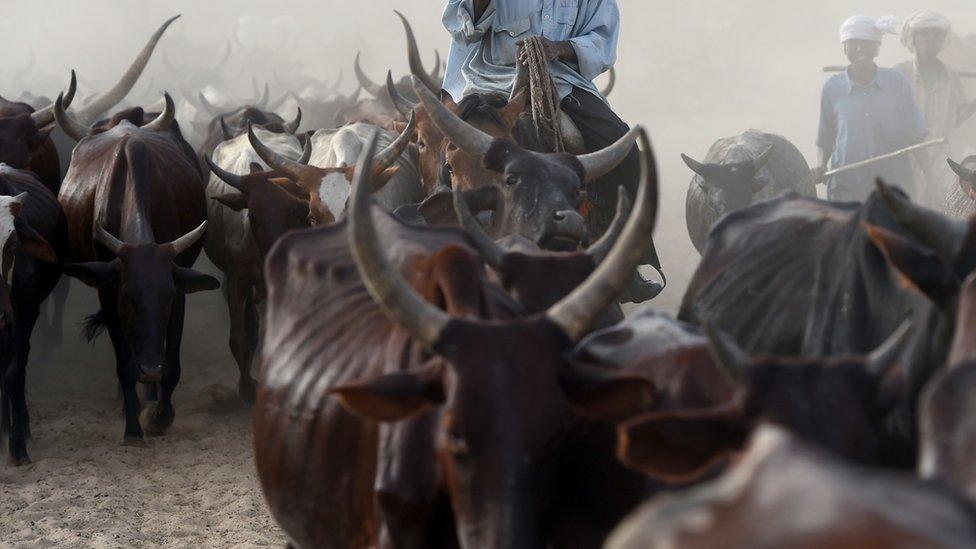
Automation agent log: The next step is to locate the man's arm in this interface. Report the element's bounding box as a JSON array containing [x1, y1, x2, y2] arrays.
[[517, 38, 578, 66], [443, 0, 495, 45], [814, 147, 833, 183]]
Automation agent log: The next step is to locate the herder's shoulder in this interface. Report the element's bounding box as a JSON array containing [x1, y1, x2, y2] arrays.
[[821, 73, 847, 95]]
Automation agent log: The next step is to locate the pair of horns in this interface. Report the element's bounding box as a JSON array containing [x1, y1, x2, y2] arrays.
[[27, 70, 77, 128], [248, 111, 416, 182], [205, 134, 312, 191], [219, 107, 302, 140], [411, 76, 636, 184], [681, 146, 773, 180], [348, 124, 657, 347], [55, 92, 175, 142], [95, 220, 207, 257], [354, 11, 442, 98]]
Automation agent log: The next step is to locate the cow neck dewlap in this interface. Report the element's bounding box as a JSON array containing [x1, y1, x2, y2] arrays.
[[318, 171, 352, 219]]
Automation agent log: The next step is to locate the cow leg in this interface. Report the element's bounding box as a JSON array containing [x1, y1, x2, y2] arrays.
[[0, 384, 9, 437], [99, 290, 144, 445], [143, 294, 184, 437], [5, 303, 39, 465], [48, 277, 68, 345], [143, 383, 159, 402], [225, 275, 257, 404]]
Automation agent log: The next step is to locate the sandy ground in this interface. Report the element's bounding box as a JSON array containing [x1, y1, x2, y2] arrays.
[[0, 258, 285, 548]]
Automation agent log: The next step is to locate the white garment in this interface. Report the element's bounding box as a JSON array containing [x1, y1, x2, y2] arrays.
[[839, 15, 897, 43]]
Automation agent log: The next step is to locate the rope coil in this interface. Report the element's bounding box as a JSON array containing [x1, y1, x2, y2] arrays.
[[521, 36, 565, 152]]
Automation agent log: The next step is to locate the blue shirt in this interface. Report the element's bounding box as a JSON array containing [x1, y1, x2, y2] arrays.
[[441, 0, 619, 103], [817, 67, 928, 201]]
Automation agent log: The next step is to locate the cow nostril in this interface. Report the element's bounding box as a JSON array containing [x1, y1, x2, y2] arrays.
[[553, 211, 566, 221]]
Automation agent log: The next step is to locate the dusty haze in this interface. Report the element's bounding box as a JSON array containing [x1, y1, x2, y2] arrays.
[[1, 1, 975, 546]]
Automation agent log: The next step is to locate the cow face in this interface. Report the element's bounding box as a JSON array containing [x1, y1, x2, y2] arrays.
[[0, 190, 57, 345], [0, 112, 52, 171], [328, 128, 659, 547], [65, 227, 219, 384], [207, 161, 310, 255], [615, 322, 910, 483], [681, 146, 773, 211]]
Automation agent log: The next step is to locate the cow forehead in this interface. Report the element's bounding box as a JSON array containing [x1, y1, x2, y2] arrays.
[[317, 171, 351, 218]]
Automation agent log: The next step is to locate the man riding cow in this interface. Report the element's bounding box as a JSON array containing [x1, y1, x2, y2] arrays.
[[442, 0, 660, 301]]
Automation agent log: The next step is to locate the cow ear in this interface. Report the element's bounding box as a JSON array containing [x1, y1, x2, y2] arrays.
[[329, 364, 445, 422], [29, 124, 55, 149], [483, 140, 515, 173], [617, 401, 747, 483], [64, 261, 118, 288], [173, 266, 220, 294], [500, 88, 527, 127], [865, 223, 957, 306], [269, 177, 308, 200], [249, 162, 264, 174], [372, 166, 400, 192], [559, 362, 656, 420], [211, 192, 248, 212], [14, 217, 57, 263]]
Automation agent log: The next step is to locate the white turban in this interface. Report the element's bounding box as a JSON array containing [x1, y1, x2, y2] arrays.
[[900, 11, 952, 50], [840, 15, 898, 43]]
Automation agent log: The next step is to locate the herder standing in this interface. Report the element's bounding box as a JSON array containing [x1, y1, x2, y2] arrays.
[[815, 15, 930, 202], [894, 11, 976, 208], [442, 0, 661, 301]]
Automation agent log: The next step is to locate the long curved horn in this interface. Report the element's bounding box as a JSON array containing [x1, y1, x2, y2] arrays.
[[453, 186, 506, 268], [586, 186, 632, 263], [283, 107, 302, 134], [247, 123, 307, 180], [297, 139, 312, 164], [198, 91, 223, 116], [53, 93, 91, 142], [95, 225, 124, 255], [577, 126, 640, 183], [601, 67, 616, 96], [373, 111, 416, 172], [866, 320, 913, 378], [395, 10, 441, 92], [430, 50, 442, 82], [412, 76, 494, 158], [204, 154, 245, 191], [875, 179, 966, 260], [329, 69, 344, 95], [141, 92, 175, 132], [75, 15, 181, 125], [948, 158, 976, 184], [219, 117, 234, 140], [386, 71, 418, 115], [31, 70, 77, 127], [546, 127, 656, 342], [348, 130, 448, 347], [354, 52, 384, 98], [680, 153, 710, 179], [703, 321, 753, 384], [168, 221, 208, 256]]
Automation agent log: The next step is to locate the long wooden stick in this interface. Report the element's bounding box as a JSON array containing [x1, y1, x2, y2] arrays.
[[823, 65, 976, 78], [824, 138, 947, 178]]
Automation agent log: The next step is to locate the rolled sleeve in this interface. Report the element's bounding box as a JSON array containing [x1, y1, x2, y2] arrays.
[[567, 1, 618, 82], [443, 0, 496, 45]]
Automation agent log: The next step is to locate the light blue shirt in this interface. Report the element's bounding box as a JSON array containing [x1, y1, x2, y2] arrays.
[[817, 67, 928, 201], [441, 0, 619, 103]]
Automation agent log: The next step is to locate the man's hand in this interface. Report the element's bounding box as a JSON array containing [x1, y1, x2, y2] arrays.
[[517, 36, 577, 65], [812, 166, 828, 184]]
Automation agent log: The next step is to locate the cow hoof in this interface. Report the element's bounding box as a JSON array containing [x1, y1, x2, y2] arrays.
[[239, 379, 258, 405], [141, 405, 175, 437], [122, 436, 147, 448], [7, 454, 31, 466]]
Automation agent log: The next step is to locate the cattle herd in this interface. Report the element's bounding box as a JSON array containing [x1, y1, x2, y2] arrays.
[[5, 9, 976, 549]]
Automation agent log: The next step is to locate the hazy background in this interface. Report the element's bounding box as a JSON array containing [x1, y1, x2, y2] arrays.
[[3, 0, 976, 307]]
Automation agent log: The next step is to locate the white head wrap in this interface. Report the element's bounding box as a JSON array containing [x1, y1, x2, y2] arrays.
[[900, 11, 952, 51], [840, 15, 898, 43]]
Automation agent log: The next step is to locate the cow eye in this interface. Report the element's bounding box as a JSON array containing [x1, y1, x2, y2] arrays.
[[445, 434, 470, 459], [417, 139, 426, 151], [505, 175, 520, 187]]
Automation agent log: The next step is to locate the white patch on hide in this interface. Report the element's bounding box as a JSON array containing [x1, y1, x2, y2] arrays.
[[318, 172, 352, 219]]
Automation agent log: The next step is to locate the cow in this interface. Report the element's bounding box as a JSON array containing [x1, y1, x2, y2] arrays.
[[0, 165, 66, 465], [253, 128, 659, 548], [202, 125, 310, 403], [944, 156, 976, 219], [55, 94, 220, 444], [408, 77, 638, 252], [614, 320, 909, 483], [678, 182, 976, 459], [606, 424, 976, 549], [195, 98, 301, 175], [681, 130, 815, 253], [248, 114, 421, 226]]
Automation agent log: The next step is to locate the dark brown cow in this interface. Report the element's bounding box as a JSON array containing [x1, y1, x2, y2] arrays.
[[0, 165, 66, 465], [56, 95, 219, 444], [254, 128, 659, 548], [606, 425, 976, 549], [615, 321, 911, 483]]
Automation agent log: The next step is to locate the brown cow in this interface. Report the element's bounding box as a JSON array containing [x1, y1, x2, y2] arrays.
[[615, 321, 911, 483], [607, 425, 976, 549], [0, 165, 66, 465], [56, 94, 220, 444], [254, 128, 659, 548]]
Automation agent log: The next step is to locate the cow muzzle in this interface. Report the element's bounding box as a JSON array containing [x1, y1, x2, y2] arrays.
[[539, 209, 588, 252]]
